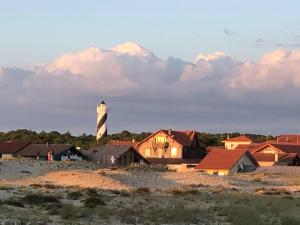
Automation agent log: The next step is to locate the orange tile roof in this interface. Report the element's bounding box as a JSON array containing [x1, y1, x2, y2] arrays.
[[235, 143, 264, 152], [222, 135, 254, 143], [196, 149, 257, 170]]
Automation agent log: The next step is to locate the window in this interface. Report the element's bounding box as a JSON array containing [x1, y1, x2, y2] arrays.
[[171, 147, 177, 157], [145, 148, 150, 157], [155, 136, 166, 143]]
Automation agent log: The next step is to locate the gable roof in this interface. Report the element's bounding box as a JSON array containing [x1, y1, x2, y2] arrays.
[[235, 143, 264, 152], [254, 143, 300, 157], [0, 142, 31, 154], [222, 135, 254, 143], [277, 134, 300, 143], [252, 152, 298, 163], [137, 129, 196, 147], [196, 149, 257, 170], [14, 144, 74, 157]]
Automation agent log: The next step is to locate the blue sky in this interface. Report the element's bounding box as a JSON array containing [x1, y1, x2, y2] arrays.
[[1, 0, 300, 67], [1, 1, 300, 135]]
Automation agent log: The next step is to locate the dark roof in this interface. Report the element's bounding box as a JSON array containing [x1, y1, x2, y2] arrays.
[[89, 144, 148, 163], [137, 129, 197, 147], [196, 149, 258, 170], [146, 158, 201, 165], [0, 142, 30, 154], [15, 144, 74, 157]]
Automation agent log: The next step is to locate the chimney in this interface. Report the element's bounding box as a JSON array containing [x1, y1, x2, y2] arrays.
[[227, 133, 230, 140], [275, 152, 279, 162], [168, 129, 172, 136]]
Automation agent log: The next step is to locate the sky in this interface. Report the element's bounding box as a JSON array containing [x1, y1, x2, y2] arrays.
[[1, 1, 300, 135]]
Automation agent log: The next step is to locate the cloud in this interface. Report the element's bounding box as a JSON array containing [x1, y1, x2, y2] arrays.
[[224, 28, 239, 36], [2, 42, 300, 134]]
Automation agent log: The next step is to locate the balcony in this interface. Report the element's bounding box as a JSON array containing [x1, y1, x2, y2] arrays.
[[152, 141, 169, 149]]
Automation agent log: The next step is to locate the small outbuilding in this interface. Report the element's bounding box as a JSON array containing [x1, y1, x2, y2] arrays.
[[87, 145, 149, 167], [196, 149, 258, 176]]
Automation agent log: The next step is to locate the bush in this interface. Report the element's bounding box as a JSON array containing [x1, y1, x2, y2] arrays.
[[22, 194, 60, 205], [134, 187, 151, 194], [3, 198, 24, 207], [82, 197, 106, 208], [67, 191, 83, 200]]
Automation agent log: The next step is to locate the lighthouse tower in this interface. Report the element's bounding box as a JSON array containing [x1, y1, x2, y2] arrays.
[[96, 101, 107, 145]]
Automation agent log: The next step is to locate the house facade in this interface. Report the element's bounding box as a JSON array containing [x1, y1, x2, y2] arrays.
[[136, 129, 204, 164], [222, 135, 254, 150], [251, 143, 300, 166]]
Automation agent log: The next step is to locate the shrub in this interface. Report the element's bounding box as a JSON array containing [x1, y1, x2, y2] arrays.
[[22, 194, 60, 205], [3, 198, 24, 207], [135, 187, 151, 194], [82, 197, 106, 208], [67, 191, 83, 200], [85, 188, 100, 197]]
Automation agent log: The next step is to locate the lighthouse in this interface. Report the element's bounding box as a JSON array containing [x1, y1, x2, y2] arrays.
[[96, 101, 107, 145]]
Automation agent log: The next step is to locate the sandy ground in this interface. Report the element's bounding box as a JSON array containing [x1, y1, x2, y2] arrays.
[[1, 158, 300, 224], [1, 158, 300, 193]]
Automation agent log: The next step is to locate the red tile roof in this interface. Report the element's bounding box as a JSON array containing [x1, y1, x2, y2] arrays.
[[196, 149, 257, 170], [0, 142, 31, 154], [222, 135, 254, 143], [235, 143, 264, 152]]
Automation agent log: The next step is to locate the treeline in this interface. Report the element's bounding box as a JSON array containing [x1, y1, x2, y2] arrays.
[[0, 129, 272, 149]]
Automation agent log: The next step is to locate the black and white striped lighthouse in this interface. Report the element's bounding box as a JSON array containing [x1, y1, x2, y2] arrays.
[[96, 100, 107, 145]]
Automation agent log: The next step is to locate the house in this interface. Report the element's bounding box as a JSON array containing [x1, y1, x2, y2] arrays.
[[276, 134, 300, 144], [136, 129, 204, 166], [14, 144, 83, 161], [196, 149, 258, 176], [0, 142, 30, 159], [251, 143, 300, 166], [108, 140, 140, 147], [87, 145, 149, 167], [222, 135, 255, 150]]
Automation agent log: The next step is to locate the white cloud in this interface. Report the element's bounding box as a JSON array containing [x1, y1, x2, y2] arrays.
[[2, 43, 300, 133]]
